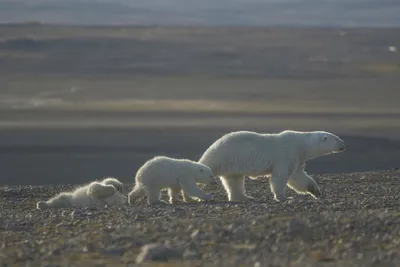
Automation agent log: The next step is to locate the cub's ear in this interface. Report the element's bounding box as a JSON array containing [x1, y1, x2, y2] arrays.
[[87, 182, 117, 199]]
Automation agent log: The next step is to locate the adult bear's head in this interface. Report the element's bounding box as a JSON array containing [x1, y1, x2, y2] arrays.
[[307, 131, 347, 158]]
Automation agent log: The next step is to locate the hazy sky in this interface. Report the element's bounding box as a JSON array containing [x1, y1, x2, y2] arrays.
[[1, 0, 400, 27]]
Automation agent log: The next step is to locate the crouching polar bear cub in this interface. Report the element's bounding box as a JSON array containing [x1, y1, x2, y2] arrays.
[[36, 177, 126, 209], [199, 130, 346, 202], [128, 156, 216, 205]]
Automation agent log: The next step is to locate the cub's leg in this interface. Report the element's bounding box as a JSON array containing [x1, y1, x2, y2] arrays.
[[147, 187, 168, 205], [168, 187, 181, 204], [180, 179, 214, 201], [182, 191, 199, 203]]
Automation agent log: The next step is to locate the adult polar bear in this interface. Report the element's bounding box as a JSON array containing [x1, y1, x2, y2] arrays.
[[199, 130, 346, 202]]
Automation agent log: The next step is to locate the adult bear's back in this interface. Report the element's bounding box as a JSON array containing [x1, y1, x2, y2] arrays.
[[199, 131, 276, 176]]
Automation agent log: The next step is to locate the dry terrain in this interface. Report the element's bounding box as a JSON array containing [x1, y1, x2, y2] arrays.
[[1, 170, 400, 267]]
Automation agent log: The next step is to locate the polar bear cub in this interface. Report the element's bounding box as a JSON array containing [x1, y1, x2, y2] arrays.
[[101, 177, 125, 195], [128, 156, 216, 205], [36, 177, 127, 209], [199, 130, 347, 202]]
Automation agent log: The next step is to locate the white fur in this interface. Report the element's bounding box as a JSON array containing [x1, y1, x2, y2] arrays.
[[36, 177, 127, 209], [128, 156, 216, 205], [199, 130, 346, 202], [101, 177, 125, 195]]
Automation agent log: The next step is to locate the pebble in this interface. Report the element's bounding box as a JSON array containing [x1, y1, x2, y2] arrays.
[[136, 243, 182, 263]]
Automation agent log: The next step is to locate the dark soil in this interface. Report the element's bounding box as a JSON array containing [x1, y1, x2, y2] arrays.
[[1, 169, 400, 266]]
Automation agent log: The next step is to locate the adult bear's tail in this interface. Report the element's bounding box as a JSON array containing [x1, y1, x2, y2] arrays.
[[128, 185, 145, 205]]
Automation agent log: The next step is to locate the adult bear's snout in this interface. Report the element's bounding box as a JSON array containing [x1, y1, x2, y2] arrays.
[[336, 140, 347, 152]]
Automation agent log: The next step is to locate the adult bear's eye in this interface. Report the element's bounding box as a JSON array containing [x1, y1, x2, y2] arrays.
[[323, 136, 328, 141], [199, 168, 204, 173]]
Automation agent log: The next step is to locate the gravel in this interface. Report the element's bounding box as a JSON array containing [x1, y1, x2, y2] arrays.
[[1, 169, 400, 267]]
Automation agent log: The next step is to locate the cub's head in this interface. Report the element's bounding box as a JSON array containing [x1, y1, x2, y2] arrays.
[[194, 164, 216, 185], [101, 177, 125, 195], [309, 131, 347, 157]]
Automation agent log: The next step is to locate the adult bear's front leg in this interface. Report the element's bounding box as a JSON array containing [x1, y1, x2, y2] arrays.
[[269, 161, 296, 202], [220, 175, 255, 202]]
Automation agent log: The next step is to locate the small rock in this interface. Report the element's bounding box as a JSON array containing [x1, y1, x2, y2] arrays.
[[136, 243, 182, 263], [82, 243, 95, 253], [287, 218, 312, 242], [183, 248, 201, 259], [48, 247, 62, 256], [172, 207, 184, 213], [310, 250, 335, 262], [103, 247, 126, 256], [190, 229, 200, 239], [232, 226, 248, 240], [70, 210, 81, 220]]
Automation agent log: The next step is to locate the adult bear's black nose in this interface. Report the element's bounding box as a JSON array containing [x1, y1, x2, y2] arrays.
[[338, 141, 347, 151]]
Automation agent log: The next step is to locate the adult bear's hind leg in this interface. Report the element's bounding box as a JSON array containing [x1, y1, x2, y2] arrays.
[[288, 170, 321, 199], [220, 175, 254, 202]]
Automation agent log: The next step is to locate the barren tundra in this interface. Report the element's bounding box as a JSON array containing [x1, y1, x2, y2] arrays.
[[1, 170, 400, 266]]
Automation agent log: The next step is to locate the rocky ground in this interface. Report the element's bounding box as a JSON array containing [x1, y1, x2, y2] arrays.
[[1, 169, 400, 267]]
